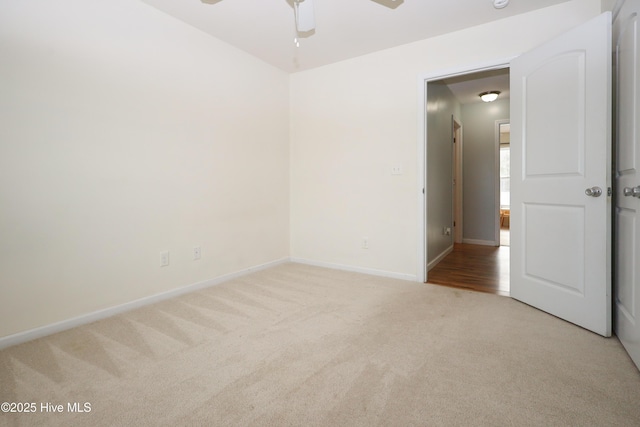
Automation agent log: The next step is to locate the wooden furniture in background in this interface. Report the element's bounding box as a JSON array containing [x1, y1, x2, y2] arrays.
[[500, 209, 510, 227]]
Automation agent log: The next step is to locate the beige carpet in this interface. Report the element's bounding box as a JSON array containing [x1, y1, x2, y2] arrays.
[[1, 263, 639, 426]]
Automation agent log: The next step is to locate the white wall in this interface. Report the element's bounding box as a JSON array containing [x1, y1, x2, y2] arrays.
[[290, 0, 602, 279], [0, 0, 604, 341], [427, 82, 461, 265], [461, 99, 510, 244], [0, 0, 290, 338]]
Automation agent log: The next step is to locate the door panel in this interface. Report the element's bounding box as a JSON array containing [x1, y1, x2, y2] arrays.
[[615, 0, 640, 370], [511, 12, 612, 337], [524, 203, 585, 294], [617, 209, 636, 319], [524, 53, 585, 177]]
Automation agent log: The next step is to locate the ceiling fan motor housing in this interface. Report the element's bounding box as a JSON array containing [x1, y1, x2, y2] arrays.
[[294, 0, 316, 32]]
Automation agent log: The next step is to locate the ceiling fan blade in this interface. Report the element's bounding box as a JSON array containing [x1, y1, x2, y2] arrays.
[[294, 0, 315, 32], [370, 0, 403, 9]]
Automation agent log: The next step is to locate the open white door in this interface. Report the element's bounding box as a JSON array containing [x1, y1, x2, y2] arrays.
[[614, 0, 640, 370], [510, 13, 612, 336]]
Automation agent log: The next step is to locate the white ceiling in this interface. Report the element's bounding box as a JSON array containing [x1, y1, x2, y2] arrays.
[[141, 0, 572, 74]]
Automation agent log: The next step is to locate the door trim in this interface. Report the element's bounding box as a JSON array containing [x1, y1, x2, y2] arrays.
[[417, 57, 515, 282], [453, 119, 463, 244], [495, 119, 510, 246]]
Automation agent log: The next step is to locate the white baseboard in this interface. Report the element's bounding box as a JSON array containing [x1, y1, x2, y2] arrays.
[[0, 257, 289, 350], [290, 257, 417, 282], [427, 245, 454, 271], [462, 238, 498, 246]]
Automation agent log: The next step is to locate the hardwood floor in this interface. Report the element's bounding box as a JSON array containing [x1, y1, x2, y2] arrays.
[[427, 243, 510, 297]]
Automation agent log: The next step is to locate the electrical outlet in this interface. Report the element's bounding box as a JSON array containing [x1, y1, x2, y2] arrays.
[[160, 251, 170, 267], [443, 227, 451, 236], [362, 237, 369, 249], [193, 246, 201, 260], [391, 165, 403, 175]]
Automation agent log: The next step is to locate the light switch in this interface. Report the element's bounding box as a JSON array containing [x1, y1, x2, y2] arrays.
[[160, 251, 170, 267]]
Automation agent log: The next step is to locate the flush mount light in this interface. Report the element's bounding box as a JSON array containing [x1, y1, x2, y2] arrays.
[[479, 91, 501, 102], [493, 0, 509, 9]]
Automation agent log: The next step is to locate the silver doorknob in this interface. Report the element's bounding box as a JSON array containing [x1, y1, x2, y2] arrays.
[[585, 186, 602, 197], [623, 186, 640, 198]]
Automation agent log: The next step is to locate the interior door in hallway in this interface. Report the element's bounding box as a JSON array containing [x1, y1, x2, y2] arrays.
[[510, 12, 612, 336], [614, 0, 640, 371]]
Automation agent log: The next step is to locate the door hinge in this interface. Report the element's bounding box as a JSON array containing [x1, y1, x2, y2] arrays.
[[608, 187, 612, 196]]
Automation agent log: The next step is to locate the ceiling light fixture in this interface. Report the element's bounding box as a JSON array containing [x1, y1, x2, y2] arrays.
[[479, 91, 501, 102]]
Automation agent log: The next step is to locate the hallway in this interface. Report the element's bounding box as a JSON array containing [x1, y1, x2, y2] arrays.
[[427, 243, 510, 297]]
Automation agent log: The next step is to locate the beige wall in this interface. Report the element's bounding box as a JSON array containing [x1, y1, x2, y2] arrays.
[[290, 0, 602, 279], [0, 0, 290, 338]]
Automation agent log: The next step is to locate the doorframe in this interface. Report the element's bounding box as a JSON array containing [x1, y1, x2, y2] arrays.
[[453, 119, 463, 244], [495, 119, 510, 246], [417, 56, 515, 283]]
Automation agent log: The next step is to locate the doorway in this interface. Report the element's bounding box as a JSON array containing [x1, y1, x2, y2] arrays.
[[422, 66, 511, 294], [420, 10, 619, 348], [428, 116, 510, 295]]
